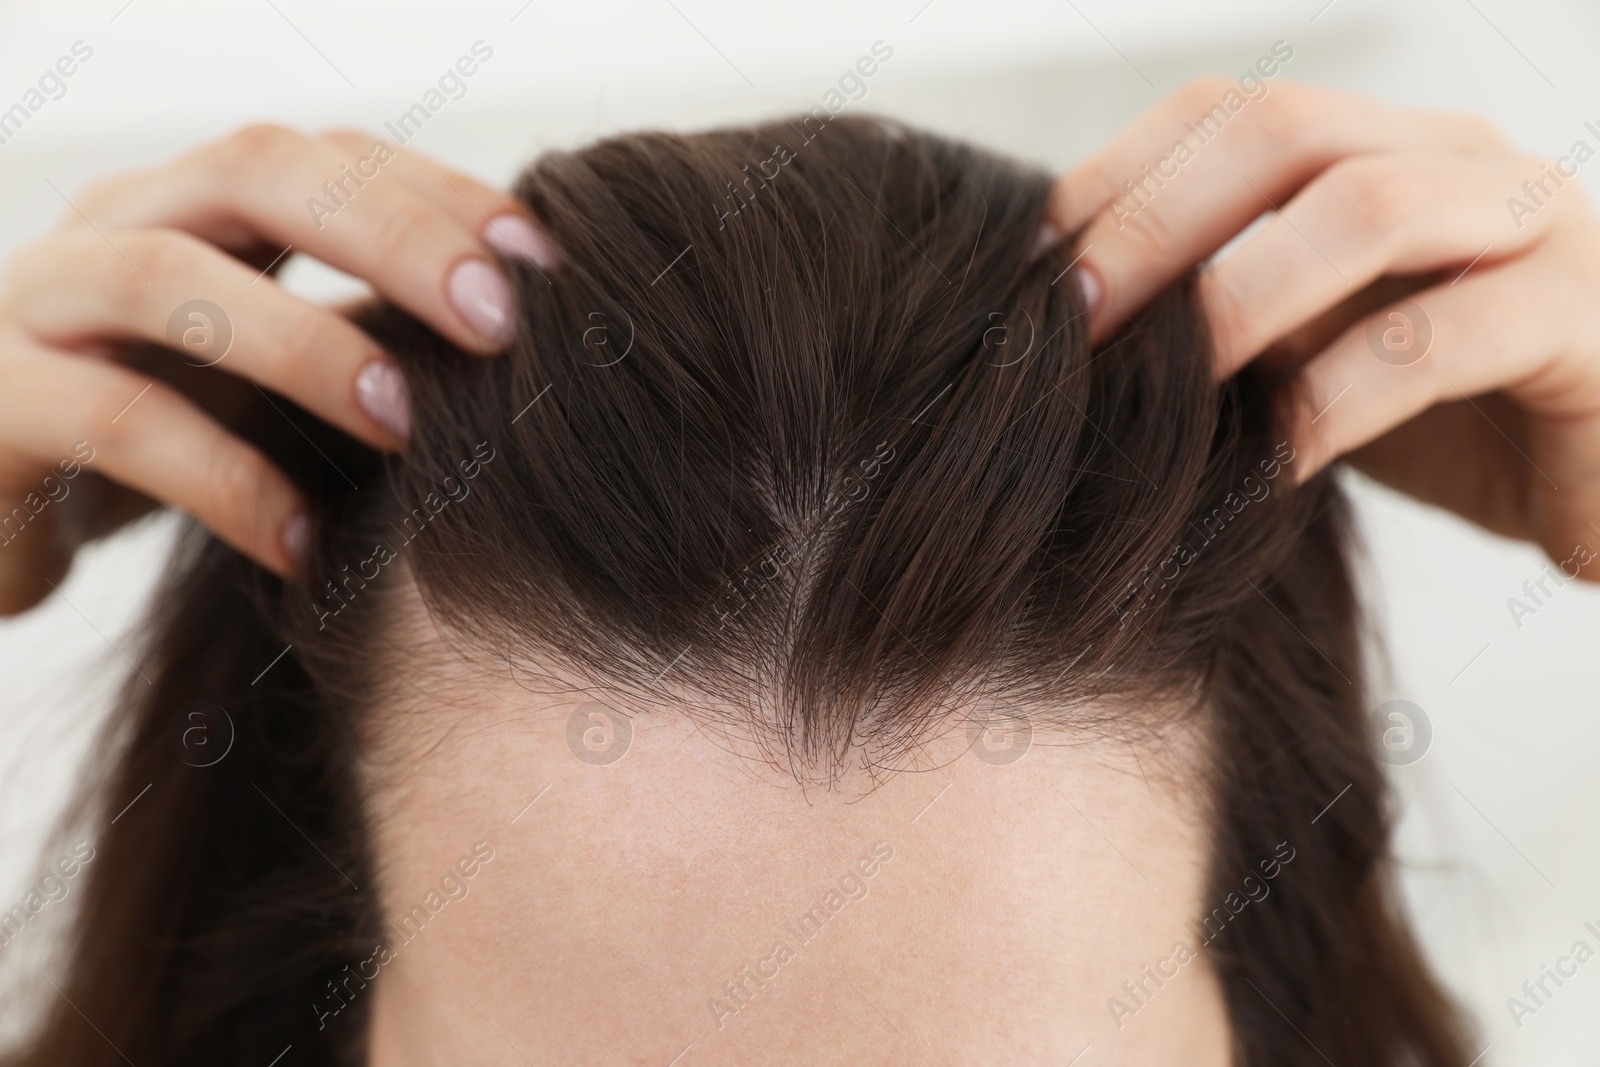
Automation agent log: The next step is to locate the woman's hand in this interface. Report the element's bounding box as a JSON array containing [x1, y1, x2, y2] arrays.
[[0, 124, 559, 614], [1048, 79, 1600, 578]]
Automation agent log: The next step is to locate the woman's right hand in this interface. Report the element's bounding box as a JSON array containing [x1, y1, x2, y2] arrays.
[[0, 124, 559, 615]]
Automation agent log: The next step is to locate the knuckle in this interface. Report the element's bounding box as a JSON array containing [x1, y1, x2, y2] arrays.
[[1059, 159, 1118, 223], [1417, 346, 1450, 401], [101, 259, 153, 323], [1451, 110, 1510, 150], [202, 444, 272, 533], [274, 311, 352, 384], [319, 127, 375, 155], [72, 174, 134, 219], [1525, 153, 1584, 203], [1323, 157, 1423, 245], [1175, 76, 1237, 115], [118, 229, 196, 287], [209, 123, 305, 175], [1244, 84, 1318, 156], [370, 198, 442, 263], [267, 319, 319, 382], [1112, 199, 1179, 265], [79, 375, 155, 444], [1, 236, 57, 296], [76, 382, 123, 432]]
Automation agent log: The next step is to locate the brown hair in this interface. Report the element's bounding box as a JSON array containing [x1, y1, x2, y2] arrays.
[[3, 114, 1472, 1065]]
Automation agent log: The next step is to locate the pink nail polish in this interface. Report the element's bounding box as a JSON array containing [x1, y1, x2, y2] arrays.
[[448, 258, 517, 347], [1076, 264, 1103, 317], [484, 214, 562, 271], [356, 360, 411, 440], [1029, 221, 1064, 263], [281, 510, 310, 569]]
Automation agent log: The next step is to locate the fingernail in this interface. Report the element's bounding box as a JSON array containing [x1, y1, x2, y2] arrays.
[[484, 214, 562, 271], [356, 359, 411, 440], [1029, 221, 1063, 263], [281, 510, 310, 570], [448, 258, 517, 347], [1076, 263, 1103, 318]]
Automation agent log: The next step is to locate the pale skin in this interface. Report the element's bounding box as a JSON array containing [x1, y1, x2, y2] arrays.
[[4, 83, 1599, 606], [357, 577, 1231, 1066], [3, 82, 1599, 1058], [0, 124, 558, 614], [1048, 79, 1600, 571]]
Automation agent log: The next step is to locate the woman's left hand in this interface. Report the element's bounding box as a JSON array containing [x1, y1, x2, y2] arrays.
[[1048, 79, 1600, 578]]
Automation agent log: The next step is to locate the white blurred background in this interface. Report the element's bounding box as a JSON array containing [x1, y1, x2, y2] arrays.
[[2, 0, 1599, 1061]]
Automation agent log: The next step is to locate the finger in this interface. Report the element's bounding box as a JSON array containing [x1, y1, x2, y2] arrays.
[[65, 125, 524, 354], [1201, 151, 1569, 377], [7, 228, 411, 450], [1046, 79, 1507, 342], [318, 129, 561, 271], [0, 335, 308, 577], [1344, 396, 1539, 542], [1289, 257, 1581, 483], [1050, 80, 1504, 233]]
